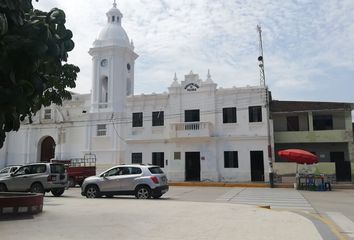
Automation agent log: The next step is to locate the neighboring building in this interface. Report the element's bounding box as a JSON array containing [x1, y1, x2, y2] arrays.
[[0, 3, 272, 182], [271, 100, 354, 182]]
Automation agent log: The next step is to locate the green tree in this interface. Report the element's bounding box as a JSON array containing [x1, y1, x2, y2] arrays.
[[0, 0, 79, 148]]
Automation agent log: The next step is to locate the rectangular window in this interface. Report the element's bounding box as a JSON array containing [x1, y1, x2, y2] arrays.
[[96, 124, 107, 136], [185, 109, 200, 122], [152, 111, 164, 126], [152, 152, 164, 168], [224, 151, 238, 168], [44, 109, 52, 120], [249, 106, 262, 122], [131, 153, 142, 164], [132, 112, 143, 127], [287, 116, 299, 131], [313, 115, 333, 130], [174, 152, 181, 160], [223, 107, 237, 123]]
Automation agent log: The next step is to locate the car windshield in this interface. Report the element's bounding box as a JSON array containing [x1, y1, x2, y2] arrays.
[[10, 167, 19, 173], [50, 164, 65, 174], [148, 167, 164, 174]]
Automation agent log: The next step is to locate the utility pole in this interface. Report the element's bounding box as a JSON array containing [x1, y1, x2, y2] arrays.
[[257, 25, 274, 188], [257, 25, 265, 87]]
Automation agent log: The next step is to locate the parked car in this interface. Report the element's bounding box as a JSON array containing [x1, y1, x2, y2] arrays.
[[0, 165, 21, 177], [81, 165, 169, 199], [0, 163, 68, 197]]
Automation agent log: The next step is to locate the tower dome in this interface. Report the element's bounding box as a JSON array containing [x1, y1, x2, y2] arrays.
[[94, 1, 132, 48], [89, 1, 138, 114]]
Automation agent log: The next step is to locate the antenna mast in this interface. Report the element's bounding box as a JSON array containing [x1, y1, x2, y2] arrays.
[[257, 25, 265, 86]]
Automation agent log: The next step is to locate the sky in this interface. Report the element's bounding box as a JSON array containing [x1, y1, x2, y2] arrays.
[[33, 0, 354, 103]]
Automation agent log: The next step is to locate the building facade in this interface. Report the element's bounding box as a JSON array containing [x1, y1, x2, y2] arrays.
[[124, 72, 271, 182]]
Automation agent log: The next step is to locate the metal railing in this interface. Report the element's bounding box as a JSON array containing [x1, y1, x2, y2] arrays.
[[174, 122, 209, 131]]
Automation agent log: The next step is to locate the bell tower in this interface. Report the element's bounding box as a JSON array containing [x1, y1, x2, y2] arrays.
[[89, 1, 138, 113]]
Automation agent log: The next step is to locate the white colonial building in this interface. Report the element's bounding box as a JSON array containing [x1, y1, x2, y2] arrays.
[[0, 3, 273, 182]]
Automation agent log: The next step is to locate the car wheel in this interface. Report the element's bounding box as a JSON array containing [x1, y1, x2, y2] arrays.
[[135, 186, 151, 199], [85, 185, 100, 198], [68, 177, 76, 188], [30, 183, 44, 194], [152, 194, 162, 199], [51, 188, 65, 197], [0, 183, 7, 192]]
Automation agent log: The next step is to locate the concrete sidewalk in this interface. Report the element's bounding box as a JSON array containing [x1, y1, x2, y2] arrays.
[[0, 196, 323, 240]]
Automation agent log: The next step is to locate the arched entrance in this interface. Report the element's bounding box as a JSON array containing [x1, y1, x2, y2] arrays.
[[40, 136, 56, 162]]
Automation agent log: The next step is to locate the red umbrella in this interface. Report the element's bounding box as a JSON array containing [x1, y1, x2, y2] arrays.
[[278, 149, 319, 164], [278, 149, 319, 189]]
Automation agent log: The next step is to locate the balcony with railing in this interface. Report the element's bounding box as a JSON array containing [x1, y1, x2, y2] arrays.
[[170, 122, 212, 139]]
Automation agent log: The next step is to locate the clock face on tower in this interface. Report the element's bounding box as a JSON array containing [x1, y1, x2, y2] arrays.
[[100, 59, 108, 67]]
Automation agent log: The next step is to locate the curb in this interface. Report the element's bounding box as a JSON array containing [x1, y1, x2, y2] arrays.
[[0, 192, 44, 215], [305, 212, 347, 240], [169, 182, 354, 189], [169, 182, 269, 188]]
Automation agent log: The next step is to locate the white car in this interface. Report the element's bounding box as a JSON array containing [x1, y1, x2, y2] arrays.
[[81, 165, 169, 199]]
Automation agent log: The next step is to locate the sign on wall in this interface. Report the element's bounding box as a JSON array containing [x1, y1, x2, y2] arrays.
[[184, 83, 200, 92]]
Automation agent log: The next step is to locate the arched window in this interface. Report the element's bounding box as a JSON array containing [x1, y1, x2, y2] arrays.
[[127, 78, 132, 96], [99, 76, 108, 104], [112, 16, 115, 22]]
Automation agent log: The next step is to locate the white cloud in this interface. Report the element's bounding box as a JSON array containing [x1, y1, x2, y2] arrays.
[[33, 0, 354, 103]]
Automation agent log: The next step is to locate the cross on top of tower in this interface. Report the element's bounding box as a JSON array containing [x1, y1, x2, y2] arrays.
[[113, 0, 117, 8]]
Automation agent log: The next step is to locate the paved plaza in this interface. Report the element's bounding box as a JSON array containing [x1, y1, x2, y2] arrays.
[[164, 186, 354, 239], [1, 187, 354, 240]]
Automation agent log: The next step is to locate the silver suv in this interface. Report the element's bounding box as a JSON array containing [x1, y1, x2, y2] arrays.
[[0, 163, 68, 197], [81, 165, 169, 199]]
